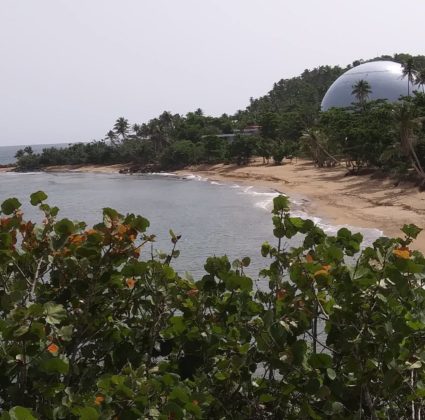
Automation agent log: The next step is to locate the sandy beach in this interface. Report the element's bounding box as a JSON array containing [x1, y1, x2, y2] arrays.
[[2, 160, 425, 252], [175, 159, 425, 253]]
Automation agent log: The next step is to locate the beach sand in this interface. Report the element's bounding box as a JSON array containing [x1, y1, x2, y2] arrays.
[[42, 163, 132, 174], [175, 159, 425, 253]]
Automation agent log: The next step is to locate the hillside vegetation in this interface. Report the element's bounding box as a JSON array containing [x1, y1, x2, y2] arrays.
[[15, 53, 425, 183]]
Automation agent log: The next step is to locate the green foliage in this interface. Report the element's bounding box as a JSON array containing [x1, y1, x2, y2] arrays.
[[1, 192, 425, 418], [12, 53, 425, 178], [228, 135, 257, 165], [160, 140, 196, 168]]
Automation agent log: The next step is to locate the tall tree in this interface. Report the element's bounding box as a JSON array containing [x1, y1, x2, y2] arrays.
[[351, 79, 372, 109], [113, 117, 130, 140], [415, 69, 425, 93], [105, 130, 119, 147], [402, 58, 418, 97], [393, 102, 425, 181], [132, 123, 142, 136]]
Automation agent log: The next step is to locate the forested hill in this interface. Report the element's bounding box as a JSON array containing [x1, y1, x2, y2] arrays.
[[13, 52, 425, 176], [239, 53, 425, 135]]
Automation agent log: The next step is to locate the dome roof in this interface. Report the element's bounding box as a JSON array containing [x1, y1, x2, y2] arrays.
[[321, 61, 414, 111]]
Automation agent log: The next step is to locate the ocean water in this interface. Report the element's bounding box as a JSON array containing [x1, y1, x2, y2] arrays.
[[0, 171, 383, 280], [0, 143, 72, 165]]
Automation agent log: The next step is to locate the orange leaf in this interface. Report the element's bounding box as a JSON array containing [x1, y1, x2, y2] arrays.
[[69, 234, 85, 245], [126, 278, 136, 289], [393, 248, 410, 260], [187, 288, 199, 297], [314, 269, 329, 277], [117, 224, 130, 235], [94, 395, 105, 405], [276, 289, 286, 301], [133, 249, 141, 258], [47, 343, 59, 354]]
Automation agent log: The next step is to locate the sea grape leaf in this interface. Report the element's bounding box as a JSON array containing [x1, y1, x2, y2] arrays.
[[54, 219, 75, 235], [402, 224, 422, 239], [309, 353, 333, 369], [39, 358, 69, 375], [1, 198, 21, 215], [43, 303, 67, 325], [9, 407, 36, 420], [30, 191, 48, 206]]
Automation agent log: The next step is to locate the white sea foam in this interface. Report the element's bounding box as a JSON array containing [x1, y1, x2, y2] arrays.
[[290, 209, 383, 246], [182, 173, 383, 247], [1, 171, 40, 176], [149, 172, 177, 177], [183, 173, 209, 182]]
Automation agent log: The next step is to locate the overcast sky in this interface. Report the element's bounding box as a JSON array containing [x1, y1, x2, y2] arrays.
[[1, 0, 425, 146]]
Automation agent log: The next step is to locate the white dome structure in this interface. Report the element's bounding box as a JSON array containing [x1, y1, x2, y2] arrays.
[[321, 61, 415, 111]]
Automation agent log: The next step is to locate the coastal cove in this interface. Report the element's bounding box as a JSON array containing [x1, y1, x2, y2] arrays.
[[42, 158, 425, 253], [2, 158, 419, 251]]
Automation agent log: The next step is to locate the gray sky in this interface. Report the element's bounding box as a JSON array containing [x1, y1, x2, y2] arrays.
[[1, 0, 425, 146]]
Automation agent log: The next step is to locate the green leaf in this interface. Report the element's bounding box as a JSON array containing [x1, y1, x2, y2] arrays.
[[123, 261, 147, 276], [163, 265, 176, 280], [408, 361, 422, 370], [44, 303, 67, 325], [39, 358, 69, 375], [131, 215, 150, 233], [214, 371, 227, 381], [30, 191, 48, 206], [259, 394, 275, 403], [169, 386, 189, 403], [261, 242, 271, 257], [58, 325, 73, 341], [9, 407, 36, 420], [289, 217, 304, 228], [0, 233, 13, 249], [273, 195, 290, 213], [14, 325, 29, 337], [241, 257, 251, 267], [168, 317, 186, 335], [73, 407, 99, 420], [326, 368, 336, 380], [309, 353, 333, 369], [1, 198, 21, 215], [54, 219, 75, 235], [402, 224, 422, 239]]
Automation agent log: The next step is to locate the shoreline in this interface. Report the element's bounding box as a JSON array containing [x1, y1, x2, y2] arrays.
[[2, 160, 425, 252], [174, 159, 425, 253]]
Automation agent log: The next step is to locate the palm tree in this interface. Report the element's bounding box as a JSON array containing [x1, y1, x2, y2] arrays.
[[113, 117, 130, 140], [393, 102, 425, 181], [300, 129, 340, 167], [105, 130, 119, 147], [351, 80, 372, 109], [401, 58, 418, 96], [415, 69, 425, 93], [132, 123, 142, 136]]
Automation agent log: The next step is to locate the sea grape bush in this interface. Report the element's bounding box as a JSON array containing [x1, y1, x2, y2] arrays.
[[0, 192, 425, 419]]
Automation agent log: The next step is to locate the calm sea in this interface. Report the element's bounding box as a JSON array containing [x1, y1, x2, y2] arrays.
[[0, 143, 72, 165], [0, 169, 382, 280]]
